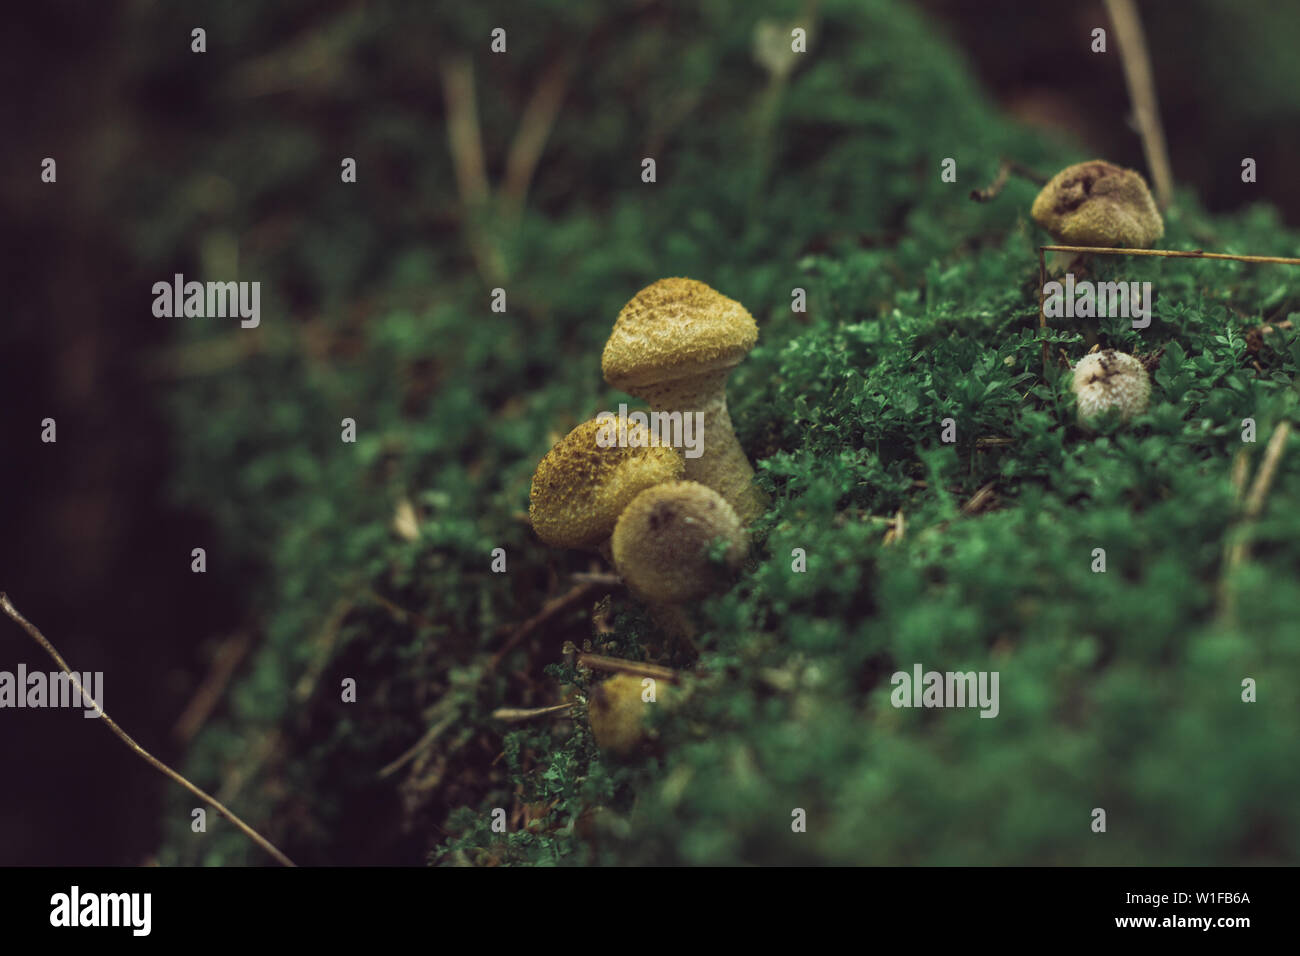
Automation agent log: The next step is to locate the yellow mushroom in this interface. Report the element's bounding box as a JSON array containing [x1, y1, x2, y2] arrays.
[[529, 418, 683, 551], [611, 480, 748, 604], [602, 278, 767, 524], [588, 673, 671, 757]]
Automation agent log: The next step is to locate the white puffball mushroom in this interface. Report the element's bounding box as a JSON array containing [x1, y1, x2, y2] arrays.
[[1070, 349, 1150, 429]]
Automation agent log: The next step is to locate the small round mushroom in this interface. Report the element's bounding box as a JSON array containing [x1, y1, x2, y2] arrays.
[[1031, 160, 1164, 249], [1070, 349, 1151, 429], [611, 480, 748, 604], [602, 278, 767, 524], [529, 418, 684, 551], [588, 673, 669, 757]]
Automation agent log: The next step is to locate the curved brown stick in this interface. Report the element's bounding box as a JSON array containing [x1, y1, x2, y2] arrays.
[[0, 592, 296, 867]]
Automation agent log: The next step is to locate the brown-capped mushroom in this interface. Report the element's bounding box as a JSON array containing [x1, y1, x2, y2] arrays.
[[1031, 160, 1164, 249]]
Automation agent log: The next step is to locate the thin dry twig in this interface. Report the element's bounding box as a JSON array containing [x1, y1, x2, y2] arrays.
[[488, 579, 617, 673], [882, 507, 906, 546], [1242, 421, 1292, 520], [570, 572, 623, 587], [171, 631, 253, 744], [576, 653, 680, 684], [209, 595, 356, 807], [439, 56, 489, 206], [960, 481, 998, 516], [1038, 246, 1050, 375], [1103, 0, 1174, 210], [969, 159, 1047, 202], [501, 54, 574, 219], [1037, 244, 1300, 378], [439, 56, 505, 284], [377, 704, 460, 780], [1042, 245, 1300, 267], [0, 593, 296, 867], [1229, 447, 1251, 507], [406, 727, 475, 795], [490, 702, 575, 723], [1219, 422, 1292, 617]]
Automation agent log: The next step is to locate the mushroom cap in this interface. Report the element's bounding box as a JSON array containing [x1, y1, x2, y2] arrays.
[[611, 480, 748, 603], [602, 278, 758, 392], [1070, 349, 1151, 427], [1031, 160, 1164, 249], [588, 673, 668, 757], [529, 418, 684, 549]]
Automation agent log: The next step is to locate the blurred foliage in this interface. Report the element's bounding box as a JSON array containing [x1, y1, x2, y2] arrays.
[[127, 0, 1300, 865]]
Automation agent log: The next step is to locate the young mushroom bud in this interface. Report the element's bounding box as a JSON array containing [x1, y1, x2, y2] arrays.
[[611, 480, 748, 604], [1031, 160, 1164, 249], [588, 673, 671, 757], [1070, 349, 1151, 429], [529, 418, 684, 551], [602, 278, 767, 525]]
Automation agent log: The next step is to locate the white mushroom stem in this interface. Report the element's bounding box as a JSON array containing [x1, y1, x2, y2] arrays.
[[630, 368, 767, 525]]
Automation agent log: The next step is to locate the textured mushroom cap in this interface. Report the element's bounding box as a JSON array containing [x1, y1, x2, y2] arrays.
[[588, 673, 668, 756], [529, 418, 684, 549], [1031, 161, 1164, 249], [1070, 350, 1151, 428], [611, 480, 747, 603], [602, 278, 758, 392]]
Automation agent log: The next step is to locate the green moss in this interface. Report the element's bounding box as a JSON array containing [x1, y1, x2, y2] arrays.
[[144, 0, 1300, 865]]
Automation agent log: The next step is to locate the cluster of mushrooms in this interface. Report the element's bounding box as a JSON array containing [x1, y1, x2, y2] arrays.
[[1030, 160, 1163, 428], [528, 278, 767, 753], [529, 278, 766, 596], [527, 167, 1162, 752]]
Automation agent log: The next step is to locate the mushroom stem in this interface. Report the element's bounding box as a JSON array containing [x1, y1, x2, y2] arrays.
[[689, 398, 767, 525], [632, 369, 768, 525]]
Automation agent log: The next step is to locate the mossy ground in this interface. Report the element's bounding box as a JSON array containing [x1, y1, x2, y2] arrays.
[[146, 0, 1300, 865]]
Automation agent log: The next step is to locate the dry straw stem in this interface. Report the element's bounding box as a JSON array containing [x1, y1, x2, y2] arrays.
[[968, 159, 1047, 202], [1242, 421, 1291, 520], [570, 572, 623, 587], [1229, 446, 1251, 506], [882, 507, 906, 545], [439, 56, 506, 284], [576, 653, 680, 684], [1037, 244, 1300, 375], [439, 56, 489, 206], [501, 53, 573, 219], [0, 592, 296, 868], [487, 577, 620, 674], [377, 699, 459, 780], [490, 702, 575, 723], [1103, 0, 1174, 210], [1219, 421, 1292, 617], [960, 481, 998, 516], [1042, 245, 1300, 267], [170, 630, 253, 745]]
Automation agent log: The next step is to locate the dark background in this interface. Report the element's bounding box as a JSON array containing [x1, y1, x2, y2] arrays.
[[2, 0, 1298, 865]]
